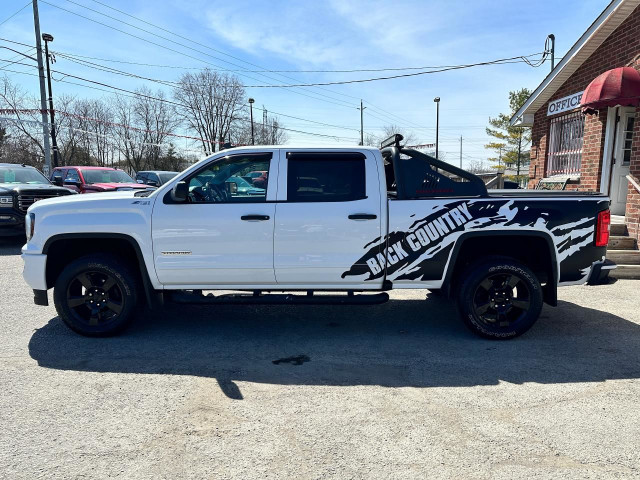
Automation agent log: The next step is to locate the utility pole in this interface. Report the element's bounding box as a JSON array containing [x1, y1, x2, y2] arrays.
[[433, 97, 440, 160], [248, 98, 255, 145], [358, 100, 366, 145], [42, 33, 59, 168], [32, 0, 52, 176], [548, 34, 555, 71], [262, 106, 267, 144], [459, 135, 462, 168]]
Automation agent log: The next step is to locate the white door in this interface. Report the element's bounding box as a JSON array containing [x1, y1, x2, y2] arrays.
[[610, 108, 635, 215], [152, 150, 279, 287], [273, 150, 383, 287]]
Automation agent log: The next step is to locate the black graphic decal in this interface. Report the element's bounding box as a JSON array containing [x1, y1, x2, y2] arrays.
[[342, 198, 605, 284]]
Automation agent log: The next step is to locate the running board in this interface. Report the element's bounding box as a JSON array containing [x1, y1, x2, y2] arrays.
[[167, 290, 389, 306]]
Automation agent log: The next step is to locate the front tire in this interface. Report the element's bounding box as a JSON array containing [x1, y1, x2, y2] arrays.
[[457, 256, 543, 339], [53, 254, 138, 336]]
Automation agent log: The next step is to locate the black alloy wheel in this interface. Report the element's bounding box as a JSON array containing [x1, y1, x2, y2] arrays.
[[458, 257, 543, 339], [54, 254, 138, 336], [472, 273, 532, 328], [66, 271, 124, 327]]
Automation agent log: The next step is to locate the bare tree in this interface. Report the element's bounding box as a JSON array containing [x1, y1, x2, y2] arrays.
[[0, 76, 45, 164], [230, 113, 288, 146], [362, 125, 419, 148], [381, 124, 418, 147], [173, 69, 246, 154], [466, 159, 490, 174], [111, 88, 181, 172]]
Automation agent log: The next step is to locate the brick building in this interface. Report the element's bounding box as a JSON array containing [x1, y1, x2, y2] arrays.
[[511, 0, 640, 241]]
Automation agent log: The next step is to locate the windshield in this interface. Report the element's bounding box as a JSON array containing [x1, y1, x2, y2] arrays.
[[81, 169, 134, 184], [0, 167, 50, 185], [158, 172, 177, 184]]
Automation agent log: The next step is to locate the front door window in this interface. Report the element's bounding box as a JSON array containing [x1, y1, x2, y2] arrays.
[[187, 153, 270, 203]]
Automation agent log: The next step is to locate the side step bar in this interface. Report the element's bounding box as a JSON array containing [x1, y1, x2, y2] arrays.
[[167, 290, 389, 306]]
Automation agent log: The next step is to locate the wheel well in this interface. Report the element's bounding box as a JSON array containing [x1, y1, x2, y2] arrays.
[[447, 234, 557, 305], [45, 237, 141, 290]]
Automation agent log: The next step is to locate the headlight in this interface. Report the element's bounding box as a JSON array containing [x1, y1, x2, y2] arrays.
[[25, 212, 35, 241], [0, 196, 12, 207]]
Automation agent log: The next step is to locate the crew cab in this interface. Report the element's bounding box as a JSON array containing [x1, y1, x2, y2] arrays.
[[50, 166, 153, 194], [22, 136, 614, 339], [0, 163, 74, 237]]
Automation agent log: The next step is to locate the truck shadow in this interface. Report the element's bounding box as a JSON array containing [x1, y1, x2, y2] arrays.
[[28, 297, 640, 399], [0, 236, 24, 256]]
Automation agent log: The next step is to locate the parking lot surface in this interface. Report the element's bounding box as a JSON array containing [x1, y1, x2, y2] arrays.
[[1, 236, 639, 479]]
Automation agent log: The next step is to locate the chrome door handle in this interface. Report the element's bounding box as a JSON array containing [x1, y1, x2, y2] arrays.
[[241, 215, 270, 221], [348, 214, 377, 220]]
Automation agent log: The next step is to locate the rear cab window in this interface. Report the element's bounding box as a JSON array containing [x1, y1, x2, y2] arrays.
[[285, 152, 366, 202]]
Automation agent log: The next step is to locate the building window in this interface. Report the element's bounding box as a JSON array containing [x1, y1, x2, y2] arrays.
[[546, 111, 585, 176], [622, 115, 635, 166]]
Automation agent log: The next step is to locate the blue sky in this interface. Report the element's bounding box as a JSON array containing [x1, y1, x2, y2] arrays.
[[0, 0, 610, 167]]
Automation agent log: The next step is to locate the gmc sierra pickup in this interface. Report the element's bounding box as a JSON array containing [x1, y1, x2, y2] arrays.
[[21, 135, 615, 339]]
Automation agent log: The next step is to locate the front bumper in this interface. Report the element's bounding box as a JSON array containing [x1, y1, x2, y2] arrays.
[[0, 212, 25, 237], [22, 252, 48, 291]]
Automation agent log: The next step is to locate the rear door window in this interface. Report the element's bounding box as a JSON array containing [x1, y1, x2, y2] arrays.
[[286, 152, 366, 202]]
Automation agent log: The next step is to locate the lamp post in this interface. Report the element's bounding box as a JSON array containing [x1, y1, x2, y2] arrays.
[[433, 97, 440, 160], [248, 98, 255, 145], [42, 33, 59, 168]]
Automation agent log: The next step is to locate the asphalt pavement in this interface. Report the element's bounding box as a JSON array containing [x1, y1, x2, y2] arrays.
[[1, 236, 639, 479]]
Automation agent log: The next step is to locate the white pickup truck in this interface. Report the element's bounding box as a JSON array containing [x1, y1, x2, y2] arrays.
[[21, 136, 614, 339]]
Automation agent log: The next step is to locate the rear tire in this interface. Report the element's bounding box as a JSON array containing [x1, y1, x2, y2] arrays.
[[53, 254, 138, 336], [457, 256, 543, 339]]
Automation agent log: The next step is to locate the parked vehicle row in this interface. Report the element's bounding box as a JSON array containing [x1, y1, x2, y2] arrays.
[[21, 136, 615, 340], [51, 166, 153, 194]]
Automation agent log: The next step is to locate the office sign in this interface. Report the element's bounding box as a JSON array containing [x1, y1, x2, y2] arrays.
[[547, 91, 583, 116]]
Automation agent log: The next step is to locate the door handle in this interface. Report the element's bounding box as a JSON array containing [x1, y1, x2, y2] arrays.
[[241, 215, 270, 221], [348, 213, 377, 220]]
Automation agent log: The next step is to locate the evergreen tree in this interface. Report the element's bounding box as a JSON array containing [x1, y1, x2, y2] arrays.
[[485, 88, 532, 184]]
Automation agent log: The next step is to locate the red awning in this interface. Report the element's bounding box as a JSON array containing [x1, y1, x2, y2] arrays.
[[581, 66, 640, 114]]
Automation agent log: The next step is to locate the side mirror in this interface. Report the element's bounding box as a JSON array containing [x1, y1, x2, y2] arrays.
[[226, 181, 238, 195], [136, 179, 144, 184], [64, 179, 82, 188], [147, 180, 159, 187], [52, 175, 63, 186], [171, 181, 189, 202]]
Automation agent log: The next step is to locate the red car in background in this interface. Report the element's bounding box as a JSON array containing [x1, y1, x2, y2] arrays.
[[50, 166, 154, 194], [244, 170, 268, 189]]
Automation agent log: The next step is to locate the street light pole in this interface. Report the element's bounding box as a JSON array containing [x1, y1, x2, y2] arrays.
[[434, 97, 440, 160], [31, 0, 52, 175], [248, 98, 255, 145], [42, 33, 59, 168]]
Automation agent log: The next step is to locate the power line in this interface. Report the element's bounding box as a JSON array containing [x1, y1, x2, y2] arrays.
[[40, 0, 357, 109], [53, 52, 366, 133], [0, 67, 360, 142], [0, 1, 31, 27], [240, 53, 548, 87], [58, 0, 467, 135], [28, 50, 548, 74], [51, 47, 421, 129], [80, 0, 372, 106]]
